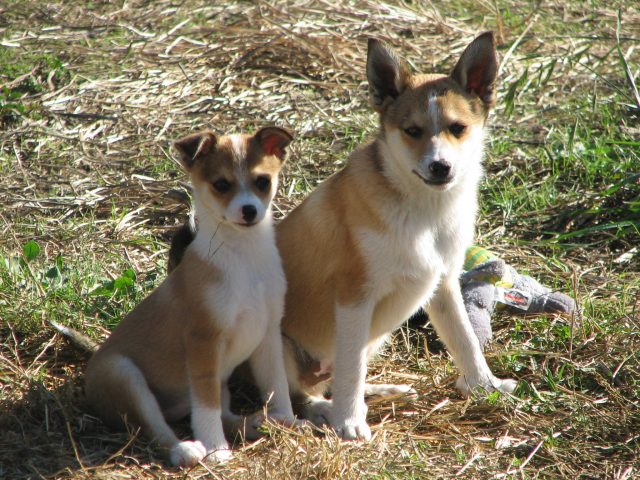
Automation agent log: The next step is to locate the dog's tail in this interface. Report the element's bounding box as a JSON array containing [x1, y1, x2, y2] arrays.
[[49, 320, 98, 353]]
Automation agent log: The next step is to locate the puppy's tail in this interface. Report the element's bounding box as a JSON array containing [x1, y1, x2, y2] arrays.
[[49, 320, 98, 353]]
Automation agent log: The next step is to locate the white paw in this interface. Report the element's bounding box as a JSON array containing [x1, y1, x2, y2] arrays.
[[169, 440, 206, 468], [456, 375, 517, 398], [301, 397, 333, 427], [497, 378, 518, 394], [365, 383, 418, 400], [332, 418, 372, 441], [204, 446, 233, 464]]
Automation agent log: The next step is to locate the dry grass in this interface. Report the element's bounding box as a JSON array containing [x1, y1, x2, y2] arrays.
[[1, 1, 639, 479]]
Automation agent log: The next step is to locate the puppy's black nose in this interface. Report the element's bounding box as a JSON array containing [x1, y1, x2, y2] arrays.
[[242, 205, 257, 223], [429, 160, 451, 180]]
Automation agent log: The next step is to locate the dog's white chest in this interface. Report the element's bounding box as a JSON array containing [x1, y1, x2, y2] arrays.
[[360, 217, 445, 293], [353, 207, 467, 340], [211, 248, 285, 377]]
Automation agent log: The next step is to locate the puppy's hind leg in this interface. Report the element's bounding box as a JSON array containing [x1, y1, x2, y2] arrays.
[[86, 355, 205, 468]]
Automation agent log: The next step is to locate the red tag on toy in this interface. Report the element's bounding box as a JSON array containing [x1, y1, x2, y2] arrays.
[[496, 287, 532, 310]]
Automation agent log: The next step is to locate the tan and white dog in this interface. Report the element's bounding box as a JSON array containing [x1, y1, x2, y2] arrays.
[[169, 32, 517, 441], [84, 127, 297, 467], [277, 32, 516, 440]]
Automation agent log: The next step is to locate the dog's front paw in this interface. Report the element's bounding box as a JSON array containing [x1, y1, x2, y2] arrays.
[[332, 418, 372, 441], [204, 446, 233, 464], [495, 378, 517, 394], [456, 374, 517, 398], [170, 440, 207, 468]]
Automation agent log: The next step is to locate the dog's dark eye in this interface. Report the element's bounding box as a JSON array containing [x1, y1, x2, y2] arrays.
[[255, 175, 271, 192], [404, 126, 424, 138], [212, 179, 232, 193], [448, 123, 466, 137]]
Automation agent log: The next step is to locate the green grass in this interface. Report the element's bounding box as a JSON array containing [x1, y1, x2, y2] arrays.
[[0, 47, 70, 125], [1, 0, 639, 479]]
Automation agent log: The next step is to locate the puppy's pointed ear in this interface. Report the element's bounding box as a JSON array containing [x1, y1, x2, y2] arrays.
[[173, 131, 217, 170], [367, 38, 410, 112], [451, 31, 499, 108], [254, 127, 293, 162]]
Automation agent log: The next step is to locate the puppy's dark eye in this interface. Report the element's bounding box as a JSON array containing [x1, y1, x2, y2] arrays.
[[255, 175, 271, 192], [404, 126, 423, 138], [448, 123, 466, 137], [213, 179, 232, 193]]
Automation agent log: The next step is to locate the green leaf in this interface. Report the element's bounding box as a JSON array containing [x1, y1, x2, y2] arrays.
[[23, 240, 41, 261], [113, 275, 134, 291]]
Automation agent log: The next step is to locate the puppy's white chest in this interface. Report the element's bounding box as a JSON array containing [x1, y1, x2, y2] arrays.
[[214, 251, 285, 375]]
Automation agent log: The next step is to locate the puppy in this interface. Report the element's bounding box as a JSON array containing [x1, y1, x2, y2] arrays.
[[84, 127, 296, 467], [169, 32, 517, 441]]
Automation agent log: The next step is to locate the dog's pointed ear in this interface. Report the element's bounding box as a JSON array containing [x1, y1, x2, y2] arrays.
[[254, 127, 293, 162], [173, 131, 217, 170], [451, 31, 499, 108], [367, 38, 410, 112]]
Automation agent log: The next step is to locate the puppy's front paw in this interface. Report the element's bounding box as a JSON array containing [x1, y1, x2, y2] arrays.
[[204, 446, 233, 464], [170, 440, 207, 468], [456, 374, 517, 398], [333, 419, 372, 441]]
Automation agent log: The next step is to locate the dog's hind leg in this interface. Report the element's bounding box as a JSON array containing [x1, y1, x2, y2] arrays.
[[86, 355, 206, 468], [363, 336, 416, 402], [364, 384, 417, 401]]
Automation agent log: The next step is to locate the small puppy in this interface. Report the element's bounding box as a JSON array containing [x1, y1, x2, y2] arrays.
[[168, 33, 517, 442], [85, 127, 296, 467]]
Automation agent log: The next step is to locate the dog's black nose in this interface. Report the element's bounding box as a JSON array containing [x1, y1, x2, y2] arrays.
[[242, 205, 257, 223], [429, 160, 451, 179]]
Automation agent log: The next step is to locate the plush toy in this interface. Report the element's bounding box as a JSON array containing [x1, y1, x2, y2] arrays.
[[461, 246, 576, 350]]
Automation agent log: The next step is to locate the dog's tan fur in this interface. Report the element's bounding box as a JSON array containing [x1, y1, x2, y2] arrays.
[[165, 33, 516, 442], [277, 33, 516, 439], [86, 250, 224, 429]]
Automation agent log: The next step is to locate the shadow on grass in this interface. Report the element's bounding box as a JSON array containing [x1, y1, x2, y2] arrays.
[[0, 327, 278, 479], [0, 334, 171, 479]]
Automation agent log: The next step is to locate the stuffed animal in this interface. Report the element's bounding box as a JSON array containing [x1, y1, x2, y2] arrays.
[[461, 246, 576, 350]]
